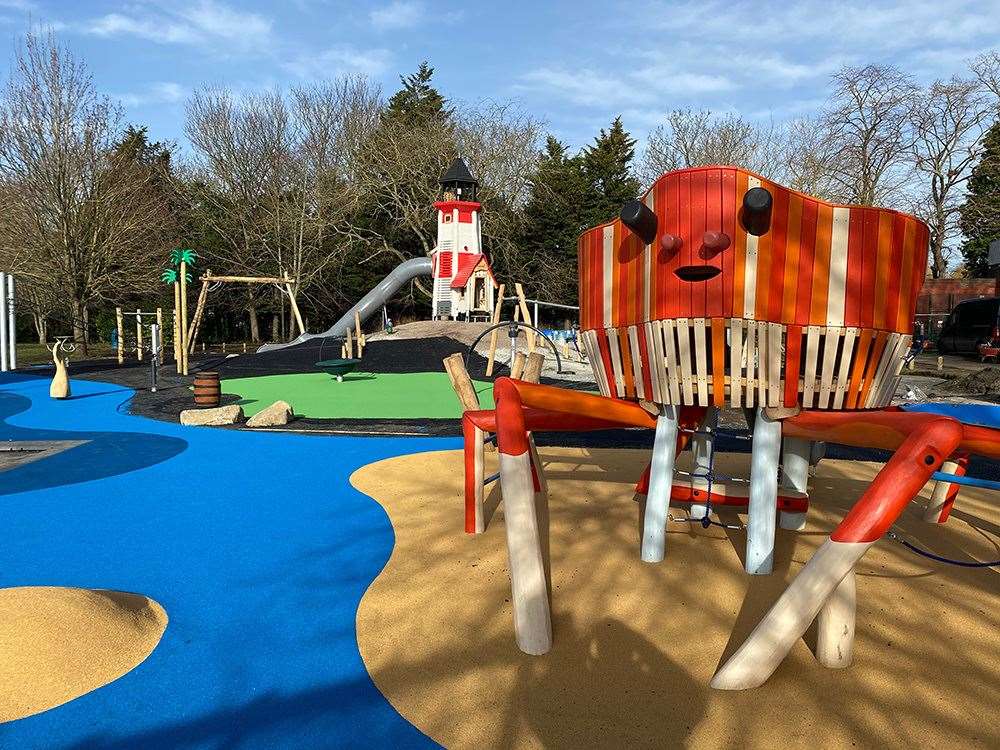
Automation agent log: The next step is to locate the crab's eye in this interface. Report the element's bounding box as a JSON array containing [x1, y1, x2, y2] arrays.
[[741, 187, 772, 236], [660, 234, 682, 254], [702, 231, 730, 255]]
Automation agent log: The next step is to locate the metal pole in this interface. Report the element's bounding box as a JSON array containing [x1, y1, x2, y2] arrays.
[[690, 407, 718, 521], [533, 301, 539, 328], [136, 308, 143, 362], [6, 275, 15, 370], [0, 273, 8, 372], [149, 324, 160, 393]]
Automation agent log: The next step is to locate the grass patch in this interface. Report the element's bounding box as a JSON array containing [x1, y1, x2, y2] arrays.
[[221, 371, 494, 420], [16, 342, 117, 366]]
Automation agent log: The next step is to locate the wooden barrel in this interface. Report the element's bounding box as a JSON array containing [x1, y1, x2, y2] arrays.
[[193, 371, 221, 407]]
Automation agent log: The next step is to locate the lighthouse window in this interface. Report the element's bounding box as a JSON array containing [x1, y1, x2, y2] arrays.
[[443, 214, 452, 223]]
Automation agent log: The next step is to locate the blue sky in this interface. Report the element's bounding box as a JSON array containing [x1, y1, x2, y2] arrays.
[[1, 0, 999, 152]]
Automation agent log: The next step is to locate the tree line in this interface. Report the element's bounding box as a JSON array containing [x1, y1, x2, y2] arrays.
[[1, 32, 999, 351]]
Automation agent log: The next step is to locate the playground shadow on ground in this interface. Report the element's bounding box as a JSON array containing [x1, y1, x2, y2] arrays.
[[353, 447, 1000, 749], [0, 392, 187, 496]]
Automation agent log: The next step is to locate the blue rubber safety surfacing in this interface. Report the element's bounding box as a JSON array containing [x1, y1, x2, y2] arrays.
[[0, 373, 449, 749], [902, 402, 1000, 430]]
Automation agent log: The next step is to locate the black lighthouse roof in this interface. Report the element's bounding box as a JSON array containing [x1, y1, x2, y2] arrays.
[[439, 157, 478, 186]]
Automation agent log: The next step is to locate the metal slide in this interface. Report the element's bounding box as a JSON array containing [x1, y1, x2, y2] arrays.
[[257, 256, 433, 352]]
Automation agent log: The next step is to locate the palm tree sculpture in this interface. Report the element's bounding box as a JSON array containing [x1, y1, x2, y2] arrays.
[[166, 248, 197, 375]]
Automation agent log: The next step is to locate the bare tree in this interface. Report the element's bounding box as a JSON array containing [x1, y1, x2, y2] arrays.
[[353, 98, 543, 289], [454, 101, 544, 278], [183, 77, 381, 339], [641, 109, 782, 185], [819, 64, 919, 205], [971, 50, 1000, 104], [774, 117, 843, 199], [0, 32, 179, 351], [909, 76, 993, 277]]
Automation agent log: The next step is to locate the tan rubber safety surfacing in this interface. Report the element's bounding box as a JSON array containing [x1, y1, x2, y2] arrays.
[[0, 587, 168, 722], [353, 448, 1000, 749]]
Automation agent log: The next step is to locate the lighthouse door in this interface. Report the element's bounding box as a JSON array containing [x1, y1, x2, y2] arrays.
[[473, 275, 487, 311]]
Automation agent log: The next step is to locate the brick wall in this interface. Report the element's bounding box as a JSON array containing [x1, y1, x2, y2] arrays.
[[915, 278, 997, 315]]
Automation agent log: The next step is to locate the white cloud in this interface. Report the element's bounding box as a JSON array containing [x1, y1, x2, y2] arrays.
[[283, 46, 392, 79], [85, 1, 272, 51], [639, 0, 1000, 56], [0, 0, 36, 10], [518, 67, 658, 108], [88, 13, 201, 45], [117, 82, 187, 107], [518, 61, 735, 110], [370, 1, 424, 30]]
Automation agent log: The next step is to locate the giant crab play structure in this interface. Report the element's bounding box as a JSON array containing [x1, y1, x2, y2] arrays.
[[467, 165, 1000, 689]]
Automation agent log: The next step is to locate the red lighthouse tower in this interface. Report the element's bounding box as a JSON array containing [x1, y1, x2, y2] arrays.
[[431, 157, 497, 320]]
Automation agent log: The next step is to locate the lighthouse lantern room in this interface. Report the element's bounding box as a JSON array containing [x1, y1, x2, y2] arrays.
[[431, 157, 498, 321]]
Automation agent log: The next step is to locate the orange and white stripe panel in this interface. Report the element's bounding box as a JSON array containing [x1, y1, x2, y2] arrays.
[[577, 166, 929, 410]]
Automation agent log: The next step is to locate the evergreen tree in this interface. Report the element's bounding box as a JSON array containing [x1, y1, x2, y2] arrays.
[[342, 62, 455, 318], [384, 61, 452, 127], [582, 116, 640, 226], [519, 136, 590, 304], [958, 118, 1000, 277]]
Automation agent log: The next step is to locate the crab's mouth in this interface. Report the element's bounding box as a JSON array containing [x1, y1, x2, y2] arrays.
[[674, 265, 720, 282]]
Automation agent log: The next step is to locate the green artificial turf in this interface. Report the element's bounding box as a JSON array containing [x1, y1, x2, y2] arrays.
[[221, 371, 494, 420]]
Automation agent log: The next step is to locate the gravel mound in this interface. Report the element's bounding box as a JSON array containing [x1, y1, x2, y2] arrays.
[[930, 367, 1000, 400]]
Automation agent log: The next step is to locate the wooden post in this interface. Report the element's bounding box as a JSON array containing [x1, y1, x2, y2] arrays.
[[354, 311, 363, 356], [179, 260, 189, 375], [816, 569, 856, 669], [511, 305, 521, 365], [485, 283, 505, 377], [285, 281, 306, 337], [156, 308, 164, 361], [515, 283, 535, 353], [642, 407, 680, 562], [498, 450, 552, 655], [467, 421, 487, 532], [523, 351, 545, 383], [345, 329, 353, 359], [510, 351, 526, 380], [747, 408, 782, 575], [443, 353, 480, 411], [136, 308, 143, 361], [187, 280, 210, 355], [115, 307, 124, 365]]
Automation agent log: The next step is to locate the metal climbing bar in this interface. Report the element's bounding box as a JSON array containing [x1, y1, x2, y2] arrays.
[[929, 471, 1000, 492]]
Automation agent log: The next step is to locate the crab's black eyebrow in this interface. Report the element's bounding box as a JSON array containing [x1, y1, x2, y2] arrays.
[[620, 199, 657, 245], [741, 187, 772, 236]]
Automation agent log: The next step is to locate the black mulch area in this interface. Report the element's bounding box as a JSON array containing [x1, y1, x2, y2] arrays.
[[33, 346, 1000, 478], [53, 354, 242, 421], [212, 334, 596, 387], [215, 336, 486, 378]]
